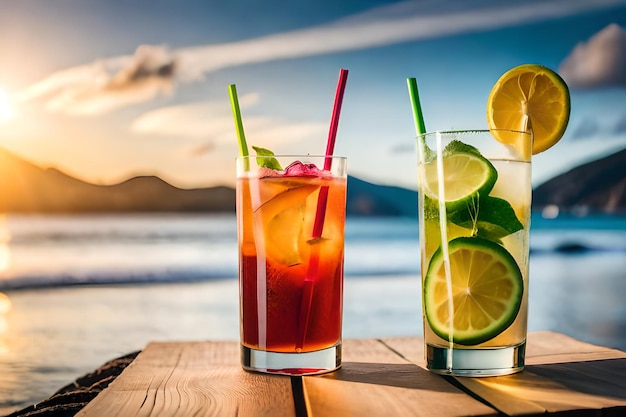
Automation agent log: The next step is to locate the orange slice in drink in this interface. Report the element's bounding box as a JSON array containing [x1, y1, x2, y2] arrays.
[[256, 184, 318, 266]]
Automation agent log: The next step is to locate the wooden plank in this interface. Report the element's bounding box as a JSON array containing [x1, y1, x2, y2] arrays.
[[526, 331, 626, 364], [384, 332, 626, 416], [76, 341, 296, 417], [302, 338, 498, 417]]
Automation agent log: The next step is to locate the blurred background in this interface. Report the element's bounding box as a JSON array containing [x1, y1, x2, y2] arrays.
[[0, 0, 625, 414]]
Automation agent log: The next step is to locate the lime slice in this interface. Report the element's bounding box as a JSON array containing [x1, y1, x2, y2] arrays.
[[256, 184, 318, 266], [487, 64, 570, 155], [421, 151, 497, 210], [424, 236, 523, 345]]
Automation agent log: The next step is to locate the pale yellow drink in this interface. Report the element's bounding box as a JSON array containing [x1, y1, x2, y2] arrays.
[[417, 130, 532, 376]]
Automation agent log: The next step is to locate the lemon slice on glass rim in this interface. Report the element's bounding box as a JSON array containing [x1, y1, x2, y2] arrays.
[[486, 64, 570, 155]]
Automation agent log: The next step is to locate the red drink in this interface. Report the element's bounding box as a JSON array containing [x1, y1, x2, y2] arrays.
[[237, 156, 347, 374]]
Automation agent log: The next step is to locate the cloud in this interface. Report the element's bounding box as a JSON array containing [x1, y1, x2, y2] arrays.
[[131, 93, 326, 152], [131, 97, 249, 140], [559, 23, 626, 88], [19, 0, 626, 114], [19, 45, 175, 115], [152, 0, 626, 81], [184, 142, 215, 157]]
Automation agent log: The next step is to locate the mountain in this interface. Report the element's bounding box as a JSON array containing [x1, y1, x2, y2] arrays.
[[0, 147, 623, 216], [533, 148, 626, 215], [0, 148, 413, 216], [347, 176, 417, 217], [0, 148, 234, 213]]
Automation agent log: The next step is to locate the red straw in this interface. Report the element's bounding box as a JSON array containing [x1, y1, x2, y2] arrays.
[[297, 68, 349, 350], [313, 68, 349, 238], [323, 68, 349, 170]]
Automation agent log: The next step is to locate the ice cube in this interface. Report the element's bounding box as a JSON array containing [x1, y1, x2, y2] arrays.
[[284, 161, 333, 177], [258, 161, 332, 179], [284, 161, 318, 176]]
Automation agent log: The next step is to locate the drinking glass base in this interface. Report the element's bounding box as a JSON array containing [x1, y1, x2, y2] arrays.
[[426, 341, 525, 377], [241, 343, 341, 376]]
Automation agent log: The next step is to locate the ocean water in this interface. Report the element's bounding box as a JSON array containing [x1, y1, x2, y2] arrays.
[[0, 213, 625, 414]]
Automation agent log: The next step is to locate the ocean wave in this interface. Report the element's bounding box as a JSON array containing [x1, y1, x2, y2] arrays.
[[0, 266, 423, 291], [0, 214, 624, 291], [0, 268, 235, 291], [530, 230, 626, 253], [2, 242, 623, 291]]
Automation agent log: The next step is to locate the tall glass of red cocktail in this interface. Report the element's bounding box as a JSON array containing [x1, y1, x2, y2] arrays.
[[236, 154, 347, 375]]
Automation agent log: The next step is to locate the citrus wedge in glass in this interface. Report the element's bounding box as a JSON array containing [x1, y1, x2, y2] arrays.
[[256, 184, 318, 266], [424, 236, 523, 345], [421, 150, 497, 210], [486, 64, 570, 155]]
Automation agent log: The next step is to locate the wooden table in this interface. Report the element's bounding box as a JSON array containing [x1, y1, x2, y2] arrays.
[[76, 332, 626, 416]]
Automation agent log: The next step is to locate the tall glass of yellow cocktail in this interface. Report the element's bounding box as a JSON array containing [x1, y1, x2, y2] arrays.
[[417, 129, 531, 376], [411, 64, 570, 376]]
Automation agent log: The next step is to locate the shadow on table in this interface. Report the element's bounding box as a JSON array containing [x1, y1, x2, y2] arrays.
[[317, 361, 455, 392], [527, 357, 626, 400]]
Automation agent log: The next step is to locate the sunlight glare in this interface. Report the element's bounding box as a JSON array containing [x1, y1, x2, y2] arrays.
[[0, 245, 10, 274], [0, 293, 10, 315], [0, 217, 10, 273], [0, 88, 16, 123]]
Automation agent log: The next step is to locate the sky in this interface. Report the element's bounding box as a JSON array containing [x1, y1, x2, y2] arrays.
[[0, 0, 625, 190]]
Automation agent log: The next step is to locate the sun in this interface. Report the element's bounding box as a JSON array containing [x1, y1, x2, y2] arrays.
[[0, 88, 16, 124]]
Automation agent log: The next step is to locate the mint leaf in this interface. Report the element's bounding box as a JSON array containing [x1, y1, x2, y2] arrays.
[[448, 196, 524, 240], [252, 146, 282, 170]]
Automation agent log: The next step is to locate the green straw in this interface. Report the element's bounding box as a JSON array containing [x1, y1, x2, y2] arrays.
[[228, 84, 250, 171], [407, 78, 427, 135]]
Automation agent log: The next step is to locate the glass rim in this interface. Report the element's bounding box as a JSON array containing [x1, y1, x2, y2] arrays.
[[236, 154, 347, 160], [417, 128, 531, 138]]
